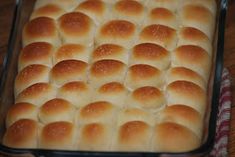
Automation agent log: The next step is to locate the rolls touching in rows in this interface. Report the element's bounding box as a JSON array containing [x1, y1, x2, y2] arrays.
[[4, 0, 217, 153]]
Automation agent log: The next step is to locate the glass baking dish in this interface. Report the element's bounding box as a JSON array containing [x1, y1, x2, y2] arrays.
[[0, 0, 228, 156]]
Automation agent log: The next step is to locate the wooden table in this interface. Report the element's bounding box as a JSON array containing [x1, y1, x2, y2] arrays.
[[0, 0, 234, 156]]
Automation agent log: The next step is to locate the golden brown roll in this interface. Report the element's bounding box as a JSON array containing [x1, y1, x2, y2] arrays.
[[22, 17, 60, 46], [18, 42, 54, 71], [139, 24, 177, 50], [117, 108, 155, 126], [54, 44, 91, 64], [127, 86, 165, 112], [78, 123, 113, 151], [113, 121, 151, 151], [172, 45, 211, 81], [75, 0, 109, 25], [57, 81, 92, 108], [58, 12, 95, 46], [15, 64, 50, 96], [113, 0, 145, 25], [34, 0, 78, 11], [16, 83, 57, 107], [166, 81, 206, 115], [152, 122, 200, 152], [130, 43, 170, 70], [89, 60, 126, 88], [125, 64, 163, 90], [92, 44, 128, 64], [178, 4, 215, 40], [181, 0, 217, 16], [144, 7, 178, 29], [39, 98, 76, 124], [159, 105, 203, 138], [96, 20, 137, 49], [3, 119, 38, 148], [77, 101, 117, 124], [166, 67, 206, 90], [39, 121, 76, 150], [146, 0, 179, 12], [6, 102, 38, 128], [178, 27, 212, 56], [30, 4, 66, 20], [93, 82, 128, 107], [50, 60, 88, 86]]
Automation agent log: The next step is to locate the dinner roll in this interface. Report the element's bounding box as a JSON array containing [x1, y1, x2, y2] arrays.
[[166, 67, 206, 90], [172, 45, 211, 81], [113, 121, 151, 151], [15, 64, 50, 96], [16, 83, 57, 106], [178, 27, 212, 56], [152, 122, 200, 152], [144, 7, 178, 29], [96, 20, 137, 49], [77, 101, 118, 125], [130, 43, 170, 70], [125, 64, 163, 90], [181, 0, 217, 16], [92, 44, 128, 64], [50, 60, 88, 86], [34, 0, 78, 11], [159, 105, 203, 138], [22, 17, 60, 46], [3, 119, 38, 148], [166, 81, 207, 115], [117, 108, 155, 126], [39, 121, 76, 150], [6, 102, 38, 128], [58, 12, 95, 46], [146, 0, 179, 12], [78, 123, 113, 151], [57, 81, 92, 108], [54, 44, 91, 64], [178, 4, 215, 40], [93, 82, 128, 107], [39, 98, 76, 124], [18, 42, 54, 71], [113, 0, 145, 25], [30, 4, 65, 20], [75, 0, 109, 25], [139, 24, 177, 50], [127, 86, 165, 112], [89, 60, 126, 88]]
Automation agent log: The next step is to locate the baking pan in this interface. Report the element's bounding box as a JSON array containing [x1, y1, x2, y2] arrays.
[[0, 0, 228, 156]]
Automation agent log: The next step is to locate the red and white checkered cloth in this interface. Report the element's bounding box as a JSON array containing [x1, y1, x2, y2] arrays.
[[210, 68, 232, 157]]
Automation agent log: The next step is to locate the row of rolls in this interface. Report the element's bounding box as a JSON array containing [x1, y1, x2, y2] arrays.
[[3, 0, 216, 153]]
